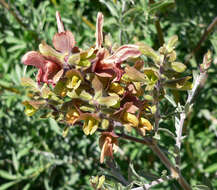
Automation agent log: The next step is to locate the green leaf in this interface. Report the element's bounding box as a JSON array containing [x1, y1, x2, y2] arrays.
[[17, 146, 32, 160], [171, 62, 186, 73], [204, 163, 217, 173], [78, 59, 91, 67], [143, 68, 159, 90], [80, 105, 95, 112], [149, 0, 175, 14], [80, 48, 95, 59], [158, 128, 176, 139], [138, 43, 160, 63], [0, 180, 21, 190], [165, 94, 177, 107], [41, 85, 52, 99], [49, 118, 61, 135], [99, 0, 119, 18], [0, 170, 18, 180], [79, 90, 93, 101], [167, 35, 178, 51], [193, 185, 210, 190], [163, 76, 192, 91], [12, 148, 19, 172], [123, 7, 142, 18], [68, 53, 80, 65]]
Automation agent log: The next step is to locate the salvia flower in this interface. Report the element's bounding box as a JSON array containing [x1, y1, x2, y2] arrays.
[[66, 109, 79, 125], [22, 11, 76, 85], [77, 113, 100, 135]]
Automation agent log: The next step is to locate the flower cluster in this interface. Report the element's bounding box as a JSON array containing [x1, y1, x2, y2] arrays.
[[21, 12, 190, 163]]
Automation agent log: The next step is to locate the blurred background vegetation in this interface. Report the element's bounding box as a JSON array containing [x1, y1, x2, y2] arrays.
[[0, 0, 217, 189]]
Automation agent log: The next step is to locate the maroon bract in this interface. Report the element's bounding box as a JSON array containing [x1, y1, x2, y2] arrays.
[[22, 51, 61, 85], [22, 11, 76, 85]]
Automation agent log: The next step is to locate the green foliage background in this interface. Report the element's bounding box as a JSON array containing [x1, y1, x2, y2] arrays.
[[0, 0, 217, 189]]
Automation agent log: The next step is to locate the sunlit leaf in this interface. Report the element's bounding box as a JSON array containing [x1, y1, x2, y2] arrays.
[[139, 43, 161, 64], [21, 77, 38, 91], [0, 170, 18, 180], [98, 95, 119, 107], [124, 66, 147, 82], [171, 62, 186, 73]]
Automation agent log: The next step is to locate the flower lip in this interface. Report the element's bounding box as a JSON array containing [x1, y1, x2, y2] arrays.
[[103, 44, 141, 64], [53, 11, 76, 54], [22, 51, 45, 69], [53, 31, 75, 53]]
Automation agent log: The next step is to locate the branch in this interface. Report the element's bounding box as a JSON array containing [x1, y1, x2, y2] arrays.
[[131, 175, 172, 190], [120, 134, 191, 189], [97, 128, 152, 146], [175, 112, 186, 168], [174, 51, 211, 181], [185, 16, 217, 64], [97, 128, 191, 190]]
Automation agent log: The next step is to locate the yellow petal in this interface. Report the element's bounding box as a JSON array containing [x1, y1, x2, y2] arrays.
[[109, 82, 124, 95], [90, 124, 98, 135], [83, 120, 90, 135], [139, 118, 153, 131], [123, 112, 139, 127]]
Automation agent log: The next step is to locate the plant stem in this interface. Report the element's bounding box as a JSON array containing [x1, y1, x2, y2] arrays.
[[175, 67, 209, 169], [175, 112, 186, 168], [185, 16, 217, 64], [149, 141, 191, 190], [98, 128, 192, 190], [154, 81, 161, 133], [131, 175, 172, 190]]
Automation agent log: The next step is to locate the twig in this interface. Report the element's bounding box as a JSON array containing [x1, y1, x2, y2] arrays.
[[131, 175, 172, 190], [106, 160, 130, 186], [97, 128, 152, 146], [174, 52, 211, 184], [175, 112, 186, 168], [185, 16, 217, 64], [149, 141, 191, 190], [154, 80, 161, 133], [97, 129, 191, 189]]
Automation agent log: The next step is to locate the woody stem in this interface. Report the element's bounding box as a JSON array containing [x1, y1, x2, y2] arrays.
[[108, 131, 192, 190]]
